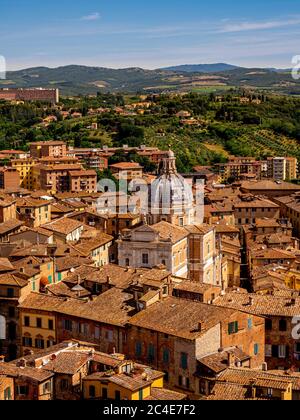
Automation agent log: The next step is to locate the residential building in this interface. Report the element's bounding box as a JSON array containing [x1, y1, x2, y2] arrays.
[[127, 297, 265, 397], [30, 141, 67, 159], [214, 290, 300, 371], [16, 198, 51, 228], [0, 168, 20, 190], [110, 162, 143, 182]]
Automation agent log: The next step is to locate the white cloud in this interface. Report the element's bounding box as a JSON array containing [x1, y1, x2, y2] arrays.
[[82, 12, 101, 21], [220, 18, 300, 33]]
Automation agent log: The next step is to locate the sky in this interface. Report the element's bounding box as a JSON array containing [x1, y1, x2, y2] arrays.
[[1, 0, 300, 70]]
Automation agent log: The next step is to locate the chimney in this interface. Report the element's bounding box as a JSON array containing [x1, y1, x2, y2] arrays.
[[291, 298, 296, 306], [198, 323, 202, 332], [262, 362, 268, 372], [227, 352, 235, 367], [16, 358, 26, 368], [249, 297, 254, 306], [0, 355, 5, 363]]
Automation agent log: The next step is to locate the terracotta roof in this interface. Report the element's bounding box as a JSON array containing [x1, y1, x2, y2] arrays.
[[55, 256, 93, 272], [110, 162, 143, 170], [185, 224, 214, 235], [0, 272, 29, 287], [241, 180, 300, 191], [198, 348, 250, 374], [69, 170, 97, 177], [19, 288, 137, 327], [251, 248, 296, 260], [206, 382, 250, 400], [152, 221, 188, 243], [42, 351, 90, 375], [42, 218, 83, 235], [0, 219, 23, 235], [214, 290, 300, 317], [16, 197, 50, 208], [145, 388, 187, 400], [174, 281, 221, 295], [0, 364, 53, 383], [73, 234, 113, 256], [129, 297, 238, 340]]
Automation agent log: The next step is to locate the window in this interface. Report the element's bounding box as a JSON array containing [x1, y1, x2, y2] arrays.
[[180, 353, 188, 370], [279, 345, 286, 359], [7, 288, 14, 298], [254, 344, 259, 356], [35, 338, 45, 349], [272, 345, 279, 358], [4, 387, 12, 400], [248, 318, 253, 330], [265, 345, 272, 358], [142, 254, 149, 265], [125, 258, 130, 267], [17, 386, 28, 396], [148, 344, 155, 363], [36, 318, 42, 328], [24, 316, 30, 327], [279, 319, 287, 332], [266, 319, 272, 331], [60, 379, 69, 390], [95, 327, 100, 340], [43, 382, 51, 395], [48, 320, 54, 330], [162, 348, 170, 364], [228, 321, 239, 335], [102, 387, 108, 399], [89, 386, 96, 398], [115, 390, 121, 400], [23, 336, 32, 347], [8, 307, 15, 318], [63, 319, 72, 331], [295, 343, 300, 353], [135, 341, 142, 358]]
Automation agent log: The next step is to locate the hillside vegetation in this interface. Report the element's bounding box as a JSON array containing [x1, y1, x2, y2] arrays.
[[1, 91, 300, 172]]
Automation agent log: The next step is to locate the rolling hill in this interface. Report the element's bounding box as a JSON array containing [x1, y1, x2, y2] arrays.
[[0, 64, 299, 96], [160, 63, 241, 73]]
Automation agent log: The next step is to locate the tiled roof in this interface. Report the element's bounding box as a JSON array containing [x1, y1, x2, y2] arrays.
[[241, 180, 300, 191], [173, 281, 221, 294], [110, 162, 142, 170], [129, 297, 238, 340], [16, 197, 50, 208], [0, 363, 53, 382], [0, 219, 23, 235], [73, 234, 113, 256], [152, 221, 188, 243], [42, 218, 83, 235], [185, 224, 214, 235], [214, 290, 300, 317], [19, 288, 136, 327], [0, 272, 29, 287], [145, 388, 187, 400], [55, 256, 93, 272], [42, 351, 90, 375], [198, 348, 250, 374]]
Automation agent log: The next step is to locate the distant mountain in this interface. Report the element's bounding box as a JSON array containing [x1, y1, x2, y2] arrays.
[[160, 63, 241, 73], [1, 64, 299, 96]]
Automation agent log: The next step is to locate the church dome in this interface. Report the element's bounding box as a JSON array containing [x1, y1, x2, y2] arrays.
[[149, 149, 194, 225]]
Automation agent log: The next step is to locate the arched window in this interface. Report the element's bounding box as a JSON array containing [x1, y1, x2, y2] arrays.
[[0, 315, 6, 340], [89, 385, 96, 398]]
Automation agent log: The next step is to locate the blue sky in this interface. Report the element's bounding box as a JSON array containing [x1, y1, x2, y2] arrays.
[[1, 0, 300, 70]]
